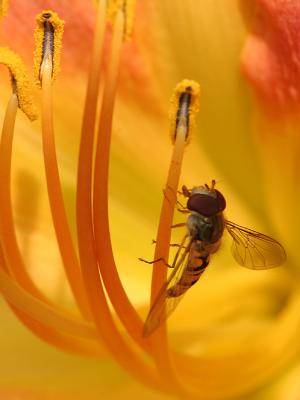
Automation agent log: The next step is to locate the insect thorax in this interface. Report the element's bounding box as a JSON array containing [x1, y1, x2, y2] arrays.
[[187, 212, 225, 245]]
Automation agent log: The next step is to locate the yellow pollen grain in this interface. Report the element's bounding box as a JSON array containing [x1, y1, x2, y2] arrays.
[[169, 79, 200, 145], [0, 0, 8, 17], [107, 0, 136, 39], [34, 10, 64, 85], [0, 47, 38, 121]]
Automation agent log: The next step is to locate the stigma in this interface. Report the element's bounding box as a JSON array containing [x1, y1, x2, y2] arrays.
[[34, 10, 64, 84], [169, 79, 200, 144]]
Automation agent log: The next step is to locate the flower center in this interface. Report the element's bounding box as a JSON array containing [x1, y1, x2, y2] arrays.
[[0, 1, 216, 397]]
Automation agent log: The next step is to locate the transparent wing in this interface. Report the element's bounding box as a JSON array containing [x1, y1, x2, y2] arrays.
[[226, 220, 286, 270], [143, 236, 193, 337]]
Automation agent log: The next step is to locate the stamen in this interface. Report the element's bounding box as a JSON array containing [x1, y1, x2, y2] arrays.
[[0, 268, 98, 341], [149, 81, 200, 392], [36, 11, 92, 319], [169, 79, 200, 144], [107, 0, 137, 39], [77, 7, 163, 389], [0, 48, 38, 120], [0, 89, 101, 356], [0, 93, 48, 301], [91, 5, 154, 355], [0, 247, 105, 357], [34, 10, 64, 84], [0, 0, 8, 17]]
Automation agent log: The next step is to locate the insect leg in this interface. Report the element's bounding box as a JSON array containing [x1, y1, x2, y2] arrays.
[[181, 185, 192, 198], [152, 239, 187, 249], [170, 234, 190, 268], [176, 199, 190, 214], [162, 188, 171, 205], [138, 257, 173, 268], [140, 234, 189, 268], [162, 184, 178, 204], [177, 208, 190, 214], [176, 198, 186, 208], [163, 185, 190, 214], [171, 222, 186, 229]]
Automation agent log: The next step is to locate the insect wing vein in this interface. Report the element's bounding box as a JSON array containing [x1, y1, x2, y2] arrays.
[[225, 220, 286, 269]]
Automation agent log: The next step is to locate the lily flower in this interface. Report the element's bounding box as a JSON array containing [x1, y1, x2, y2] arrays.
[[0, 1, 299, 399]]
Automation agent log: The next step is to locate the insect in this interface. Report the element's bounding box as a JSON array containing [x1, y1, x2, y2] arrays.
[[143, 180, 286, 337]]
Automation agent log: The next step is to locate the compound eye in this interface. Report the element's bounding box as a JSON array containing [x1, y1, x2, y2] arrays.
[[215, 190, 226, 212], [187, 191, 226, 216]]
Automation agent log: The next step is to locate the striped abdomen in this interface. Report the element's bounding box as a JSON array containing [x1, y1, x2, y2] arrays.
[[167, 246, 209, 298]]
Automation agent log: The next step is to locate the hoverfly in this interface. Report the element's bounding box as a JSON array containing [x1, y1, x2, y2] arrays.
[[143, 180, 286, 337]]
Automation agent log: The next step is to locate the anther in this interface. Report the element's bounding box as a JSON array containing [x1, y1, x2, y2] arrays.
[[11, 76, 17, 95], [169, 79, 201, 144], [41, 19, 54, 77], [107, 0, 136, 39], [175, 90, 192, 134], [34, 10, 64, 85], [0, 0, 8, 17], [0, 47, 38, 120], [42, 12, 52, 19]]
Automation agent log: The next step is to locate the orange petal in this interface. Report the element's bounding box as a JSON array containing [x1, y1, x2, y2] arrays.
[[242, 0, 300, 117]]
